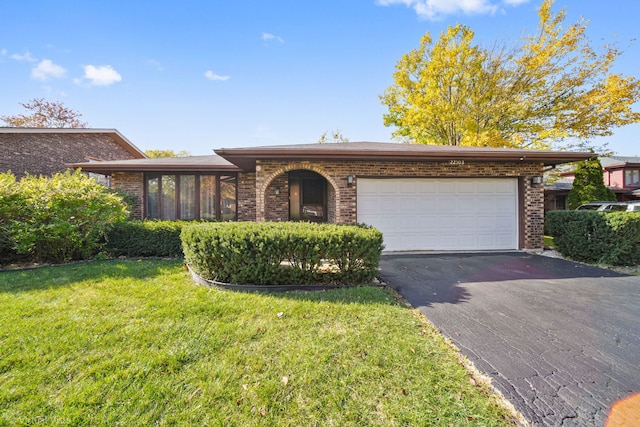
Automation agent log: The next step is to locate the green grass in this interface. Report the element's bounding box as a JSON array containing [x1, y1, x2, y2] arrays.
[[0, 260, 515, 426]]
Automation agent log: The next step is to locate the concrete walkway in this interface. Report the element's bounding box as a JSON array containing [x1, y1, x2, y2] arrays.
[[379, 252, 640, 426]]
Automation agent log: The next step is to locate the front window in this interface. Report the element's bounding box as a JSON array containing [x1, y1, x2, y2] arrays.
[[145, 173, 236, 220], [625, 170, 640, 186], [220, 176, 237, 220], [200, 175, 217, 220], [147, 177, 159, 218], [161, 175, 176, 219], [180, 175, 196, 220]]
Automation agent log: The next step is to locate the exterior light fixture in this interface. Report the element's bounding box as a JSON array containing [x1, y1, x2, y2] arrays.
[[531, 176, 543, 185], [347, 175, 354, 186], [275, 187, 280, 195]]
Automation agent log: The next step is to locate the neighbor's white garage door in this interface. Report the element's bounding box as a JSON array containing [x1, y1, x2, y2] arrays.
[[357, 178, 518, 252]]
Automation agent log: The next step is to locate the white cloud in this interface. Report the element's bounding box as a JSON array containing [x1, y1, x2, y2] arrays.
[[204, 70, 230, 81], [31, 59, 66, 80], [81, 65, 122, 86], [376, 0, 529, 20], [11, 50, 36, 62], [262, 32, 285, 43], [1, 48, 7, 56]]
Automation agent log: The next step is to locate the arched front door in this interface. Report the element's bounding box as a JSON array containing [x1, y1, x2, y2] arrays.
[[289, 170, 327, 222]]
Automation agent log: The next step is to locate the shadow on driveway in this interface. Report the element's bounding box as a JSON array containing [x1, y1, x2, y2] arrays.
[[379, 252, 640, 426], [379, 252, 627, 307]]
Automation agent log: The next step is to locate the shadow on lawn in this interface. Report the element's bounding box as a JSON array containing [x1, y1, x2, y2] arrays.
[[263, 284, 404, 307], [0, 259, 183, 294], [0, 259, 398, 308]]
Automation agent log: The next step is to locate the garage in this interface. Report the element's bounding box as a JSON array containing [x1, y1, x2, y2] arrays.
[[357, 178, 518, 252]]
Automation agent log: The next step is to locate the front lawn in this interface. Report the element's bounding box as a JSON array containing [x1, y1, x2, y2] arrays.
[[0, 260, 515, 426]]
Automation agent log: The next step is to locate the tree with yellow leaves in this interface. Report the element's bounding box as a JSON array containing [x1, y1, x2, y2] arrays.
[[380, 0, 640, 149], [144, 149, 191, 158]]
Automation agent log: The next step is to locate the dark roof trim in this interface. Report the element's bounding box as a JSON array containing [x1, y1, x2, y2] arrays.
[[68, 155, 241, 174], [0, 127, 146, 159], [215, 142, 595, 171], [68, 142, 594, 174]]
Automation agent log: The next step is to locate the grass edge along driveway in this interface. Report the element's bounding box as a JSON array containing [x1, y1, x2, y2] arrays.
[[0, 260, 518, 426]]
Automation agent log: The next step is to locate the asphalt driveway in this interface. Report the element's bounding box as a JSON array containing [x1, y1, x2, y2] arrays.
[[379, 252, 640, 426]]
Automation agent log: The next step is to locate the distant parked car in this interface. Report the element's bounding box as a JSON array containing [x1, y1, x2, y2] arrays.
[[576, 202, 607, 210], [576, 201, 640, 212]]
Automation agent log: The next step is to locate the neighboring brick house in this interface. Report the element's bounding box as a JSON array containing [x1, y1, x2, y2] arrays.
[[0, 128, 146, 179], [544, 156, 640, 211], [71, 142, 591, 252]]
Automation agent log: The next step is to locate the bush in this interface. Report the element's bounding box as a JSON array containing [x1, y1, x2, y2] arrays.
[[103, 220, 186, 258], [567, 158, 616, 209], [546, 210, 640, 265], [0, 170, 128, 265], [181, 222, 384, 285], [108, 188, 137, 220], [0, 173, 25, 264]]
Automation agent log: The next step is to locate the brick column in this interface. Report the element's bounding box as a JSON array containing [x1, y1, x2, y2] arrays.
[[111, 172, 144, 219]]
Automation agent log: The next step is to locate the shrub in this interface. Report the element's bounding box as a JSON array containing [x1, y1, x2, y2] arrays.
[[567, 158, 616, 209], [103, 220, 186, 258], [108, 188, 137, 220], [181, 222, 384, 285], [0, 170, 128, 264], [546, 210, 640, 265], [0, 173, 25, 264]]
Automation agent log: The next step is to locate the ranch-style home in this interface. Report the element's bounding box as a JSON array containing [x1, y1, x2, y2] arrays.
[[70, 138, 593, 252]]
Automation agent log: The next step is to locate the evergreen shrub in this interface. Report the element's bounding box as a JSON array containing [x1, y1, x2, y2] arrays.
[[546, 210, 640, 265], [104, 220, 186, 258], [181, 222, 384, 285]]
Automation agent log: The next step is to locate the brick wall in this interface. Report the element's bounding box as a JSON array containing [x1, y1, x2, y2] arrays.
[[264, 172, 289, 221], [0, 133, 137, 178], [112, 172, 144, 219], [252, 160, 544, 249], [105, 159, 545, 250], [523, 176, 545, 249], [237, 172, 256, 221]]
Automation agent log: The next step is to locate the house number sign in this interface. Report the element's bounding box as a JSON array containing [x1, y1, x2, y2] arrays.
[[448, 160, 465, 165]]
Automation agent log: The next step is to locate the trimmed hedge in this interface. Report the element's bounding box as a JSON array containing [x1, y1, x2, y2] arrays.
[[181, 222, 384, 285], [103, 220, 186, 258], [546, 210, 640, 265]]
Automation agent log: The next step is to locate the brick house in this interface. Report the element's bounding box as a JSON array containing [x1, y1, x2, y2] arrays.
[[71, 142, 591, 252], [0, 128, 146, 179]]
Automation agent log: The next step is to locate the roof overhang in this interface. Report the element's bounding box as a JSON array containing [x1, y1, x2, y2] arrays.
[[68, 155, 241, 174], [215, 142, 595, 171], [0, 127, 146, 159], [600, 156, 640, 169]]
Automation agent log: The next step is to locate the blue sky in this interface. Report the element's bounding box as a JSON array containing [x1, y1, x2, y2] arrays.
[[2, 0, 639, 155]]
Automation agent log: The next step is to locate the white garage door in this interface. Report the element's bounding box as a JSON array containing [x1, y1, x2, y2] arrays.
[[357, 178, 518, 252]]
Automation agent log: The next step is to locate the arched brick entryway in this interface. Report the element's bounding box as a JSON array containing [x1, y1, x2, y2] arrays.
[[257, 163, 340, 223]]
